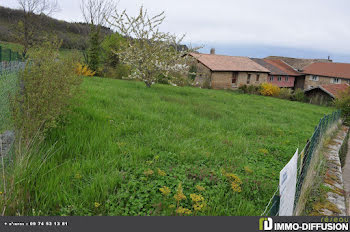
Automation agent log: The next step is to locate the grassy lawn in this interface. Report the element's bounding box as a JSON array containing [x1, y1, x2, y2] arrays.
[[21, 77, 333, 216]]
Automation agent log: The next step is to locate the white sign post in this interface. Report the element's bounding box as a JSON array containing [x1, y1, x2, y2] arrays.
[[279, 149, 298, 216]]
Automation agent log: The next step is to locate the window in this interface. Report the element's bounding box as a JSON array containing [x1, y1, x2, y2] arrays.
[[310, 75, 319, 81], [247, 74, 251, 84], [332, 78, 341, 84], [347, 80, 350, 84], [278, 76, 282, 81], [232, 73, 237, 84], [285, 76, 289, 81], [256, 74, 260, 82], [269, 76, 274, 81]]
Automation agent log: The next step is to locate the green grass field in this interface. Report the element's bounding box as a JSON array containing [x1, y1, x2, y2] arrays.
[[15, 77, 333, 216]]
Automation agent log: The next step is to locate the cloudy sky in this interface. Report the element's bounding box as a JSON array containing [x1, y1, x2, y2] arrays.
[[2, 0, 350, 62]]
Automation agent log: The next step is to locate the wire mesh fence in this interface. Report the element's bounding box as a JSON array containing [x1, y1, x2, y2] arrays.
[[0, 61, 26, 132], [0, 45, 23, 62], [261, 110, 342, 216]]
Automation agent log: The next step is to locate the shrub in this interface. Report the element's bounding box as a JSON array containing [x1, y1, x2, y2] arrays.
[[260, 83, 280, 96], [335, 87, 350, 125], [238, 84, 248, 93], [11, 40, 82, 143], [292, 89, 306, 102], [278, 88, 293, 100], [75, 63, 96, 76]]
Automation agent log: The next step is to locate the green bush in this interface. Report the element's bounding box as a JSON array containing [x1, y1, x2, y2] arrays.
[[11, 40, 82, 143], [335, 87, 350, 125], [292, 89, 306, 102], [278, 88, 293, 100]]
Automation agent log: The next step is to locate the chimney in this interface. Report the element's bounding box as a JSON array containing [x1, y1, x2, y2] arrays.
[[210, 48, 215, 55]]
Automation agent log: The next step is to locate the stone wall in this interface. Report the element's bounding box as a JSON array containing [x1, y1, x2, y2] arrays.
[[304, 75, 350, 89], [211, 71, 268, 89]]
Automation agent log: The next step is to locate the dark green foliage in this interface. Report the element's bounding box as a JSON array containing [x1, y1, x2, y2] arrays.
[[239, 84, 261, 94], [188, 65, 197, 81], [292, 89, 306, 102], [100, 33, 131, 79], [87, 26, 101, 72]]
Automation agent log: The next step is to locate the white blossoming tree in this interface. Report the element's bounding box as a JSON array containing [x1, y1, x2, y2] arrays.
[[108, 6, 198, 87]]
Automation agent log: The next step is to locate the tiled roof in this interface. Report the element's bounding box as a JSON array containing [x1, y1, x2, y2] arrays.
[[190, 53, 270, 72], [251, 58, 302, 76], [265, 56, 332, 71], [305, 83, 349, 98], [303, 62, 350, 79]]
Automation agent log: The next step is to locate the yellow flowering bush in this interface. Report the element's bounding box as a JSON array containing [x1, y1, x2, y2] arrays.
[[260, 83, 280, 96], [75, 63, 96, 76], [159, 186, 171, 196]]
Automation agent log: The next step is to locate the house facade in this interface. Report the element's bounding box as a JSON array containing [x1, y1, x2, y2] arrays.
[[302, 62, 350, 89], [264, 56, 333, 89], [190, 53, 270, 89], [251, 58, 302, 88]]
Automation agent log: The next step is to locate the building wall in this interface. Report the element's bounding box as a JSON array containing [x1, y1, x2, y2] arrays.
[[193, 62, 212, 88], [267, 75, 295, 88], [305, 88, 334, 106], [211, 71, 268, 89], [304, 75, 350, 89], [294, 76, 305, 89]]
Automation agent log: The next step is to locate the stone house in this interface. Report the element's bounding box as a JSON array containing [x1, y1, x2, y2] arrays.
[[304, 83, 349, 105], [302, 62, 350, 90], [189, 52, 270, 89], [265, 56, 332, 89], [251, 58, 303, 88]]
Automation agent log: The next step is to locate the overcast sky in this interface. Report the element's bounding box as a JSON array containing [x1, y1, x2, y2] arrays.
[[2, 0, 350, 62]]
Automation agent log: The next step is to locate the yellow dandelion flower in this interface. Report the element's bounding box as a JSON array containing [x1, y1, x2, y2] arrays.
[[159, 186, 171, 196], [169, 204, 175, 209], [144, 169, 154, 176], [157, 168, 166, 176], [94, 202, 101, 208], [195, 185, 205, 191], [190, 193, 204, 203], [0, 191, 3, 195], [231, 182, 242, 193]]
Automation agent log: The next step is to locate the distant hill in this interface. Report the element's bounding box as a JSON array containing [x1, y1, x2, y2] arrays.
[[0, 5, 112, 50]]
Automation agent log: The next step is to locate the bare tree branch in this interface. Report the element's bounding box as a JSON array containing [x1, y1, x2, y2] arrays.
[[80, 0, 117, 27]]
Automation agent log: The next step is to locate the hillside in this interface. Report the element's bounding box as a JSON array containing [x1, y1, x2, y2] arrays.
[[17, 77, 333, 216], [0, 5, 112, 50]]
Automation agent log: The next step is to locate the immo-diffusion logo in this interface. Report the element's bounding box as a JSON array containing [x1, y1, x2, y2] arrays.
[[259, 218, 273, 231], [258, 217, 349, 231]]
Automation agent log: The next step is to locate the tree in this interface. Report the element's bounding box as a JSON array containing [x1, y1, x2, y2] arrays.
[[81, 0, 117, 72], [107, 6, 198, 87], [16, 0, 59, 56]]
